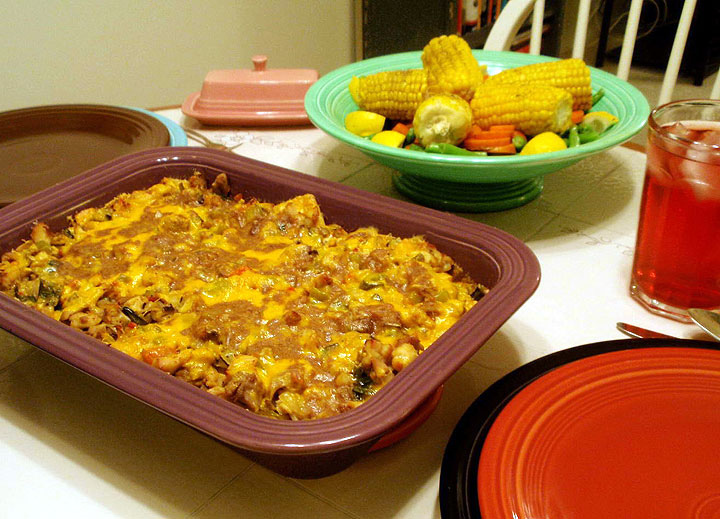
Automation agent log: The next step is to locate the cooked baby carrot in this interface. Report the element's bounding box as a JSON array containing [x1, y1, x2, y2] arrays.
[[464, 137, 512, 150], [392, 122, 411, 135], [489, 124, 516, 133], [571, 110, 585, 125], [487, 143, 518, 155], [466, 124, 485, 139], [473, 130, 514, 140]]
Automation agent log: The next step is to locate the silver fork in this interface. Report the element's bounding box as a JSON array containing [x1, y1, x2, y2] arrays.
[[183, 127, 244, 152]]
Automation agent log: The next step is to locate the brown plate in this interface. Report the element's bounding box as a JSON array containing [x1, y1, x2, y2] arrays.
[[0, 104, 170, 206]]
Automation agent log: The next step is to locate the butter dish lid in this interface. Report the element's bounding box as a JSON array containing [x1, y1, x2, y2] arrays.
[[181, 55, 318, 126]]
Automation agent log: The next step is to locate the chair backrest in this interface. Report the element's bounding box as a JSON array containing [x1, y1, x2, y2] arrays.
[[483, 0, 720, 104]]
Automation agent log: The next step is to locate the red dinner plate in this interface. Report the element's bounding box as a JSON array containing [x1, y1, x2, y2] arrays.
[[479, 345, 720, 519], [440, 338, 720, 519]]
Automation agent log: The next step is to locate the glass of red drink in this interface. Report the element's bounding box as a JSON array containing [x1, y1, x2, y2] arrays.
[[630, 99, 720, 322]]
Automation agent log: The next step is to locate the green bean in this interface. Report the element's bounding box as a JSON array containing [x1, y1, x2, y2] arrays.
[[578, 128, 600, 143], [591, 88, 605, 106], [406, 143, 425, 152], [425, 143, 487, 156], [405, 127, 416, 146], [512, 133, 528, 151], [567, 126, 581, 147]]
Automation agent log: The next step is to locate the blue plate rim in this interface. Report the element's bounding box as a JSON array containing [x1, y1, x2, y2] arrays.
[[128, 106, 188, 146]]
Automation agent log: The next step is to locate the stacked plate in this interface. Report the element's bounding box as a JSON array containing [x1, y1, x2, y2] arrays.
[[0, 104, 187, 206], [441, 338, 720, 519]]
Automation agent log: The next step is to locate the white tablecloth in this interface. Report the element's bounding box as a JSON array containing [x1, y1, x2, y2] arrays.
[[0, 109, 707, 519]]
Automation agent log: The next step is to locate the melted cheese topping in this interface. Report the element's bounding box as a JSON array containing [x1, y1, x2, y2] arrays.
[[0, 173, 484, 420]]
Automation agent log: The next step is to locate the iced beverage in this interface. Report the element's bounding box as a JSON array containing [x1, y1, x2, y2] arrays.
[[630, 100, 720, 321]]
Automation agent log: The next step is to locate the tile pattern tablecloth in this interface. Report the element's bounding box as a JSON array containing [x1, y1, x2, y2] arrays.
[[0, 110, 705, 519]]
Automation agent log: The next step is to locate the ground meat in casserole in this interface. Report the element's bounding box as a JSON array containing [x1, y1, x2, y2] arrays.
[[0, 172, 486, 420]]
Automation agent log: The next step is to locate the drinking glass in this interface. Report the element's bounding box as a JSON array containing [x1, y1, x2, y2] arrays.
[[630, 99, 720, 322]]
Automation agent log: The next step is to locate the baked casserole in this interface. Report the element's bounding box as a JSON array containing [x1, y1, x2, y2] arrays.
[[0, 172, 485, 420]]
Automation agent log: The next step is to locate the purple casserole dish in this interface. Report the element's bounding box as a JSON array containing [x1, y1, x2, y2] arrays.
[[0, 147, 540, 478]]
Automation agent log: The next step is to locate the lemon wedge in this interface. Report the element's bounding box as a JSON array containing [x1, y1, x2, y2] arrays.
[[344, 110, 386, 137], [519, 132, 568, 155], [371, 130, 406, 148], [582, 111, 619, 134]]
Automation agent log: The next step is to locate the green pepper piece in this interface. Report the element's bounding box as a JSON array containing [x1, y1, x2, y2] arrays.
[[38, 280, 62, 307], [435, 289, 450, 302], [407, 291, 423, 304], [122, 307, 148, 326], [352, 367, 376, 400], [309, 287, 329, 301], [470, 285, 487, 301], [359, 273, 384, 290], [568, 126, 581, 147]]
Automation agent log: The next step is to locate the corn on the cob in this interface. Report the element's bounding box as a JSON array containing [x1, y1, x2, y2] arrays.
[[484, 58, 592, 111], [413, 94, 472, 147], [348, 69, 427, 121], [421, 34, 483, 102], [470, 83, 573, 136]]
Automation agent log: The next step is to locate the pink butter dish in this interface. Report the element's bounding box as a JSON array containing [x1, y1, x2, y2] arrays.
[[181, 55, 318, 126]]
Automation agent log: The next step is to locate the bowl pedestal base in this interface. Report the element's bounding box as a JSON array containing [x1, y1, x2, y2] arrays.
[[392, 173, 544, 213]]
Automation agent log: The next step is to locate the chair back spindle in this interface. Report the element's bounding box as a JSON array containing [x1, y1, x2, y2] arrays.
[[483, 0, 716, 104]]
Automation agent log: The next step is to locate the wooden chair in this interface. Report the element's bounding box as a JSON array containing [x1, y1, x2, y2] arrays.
[[482, 0, 720, 104]]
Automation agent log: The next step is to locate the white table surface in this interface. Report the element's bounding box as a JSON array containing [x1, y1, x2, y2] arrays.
[[0, 108, 711, 519]]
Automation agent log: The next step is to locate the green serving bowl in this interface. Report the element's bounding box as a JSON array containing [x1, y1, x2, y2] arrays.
[[305, 50, 650, 212]]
